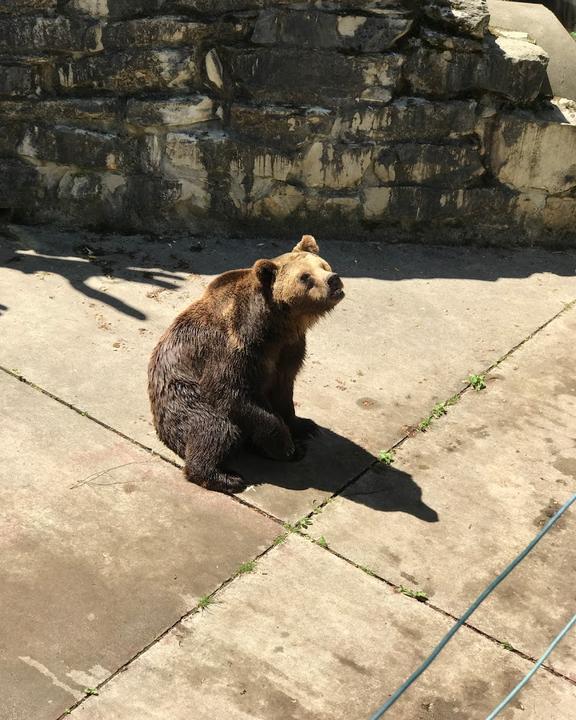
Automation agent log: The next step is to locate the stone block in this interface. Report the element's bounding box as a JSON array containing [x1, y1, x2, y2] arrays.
[[0, 64, 39, 98], [481, 35, 549, 103], [163, 130, 223, 211], [56, 50, 200, 93], [334, 98, 478, 142], [542, 196, 576, 232], [102, 17, 245, 49], [374, 142, 484, 187], [229, 48, 403, 106], [163, 0, 270, 14], [0, 159, 38, 208], [404, 46, 482, 98], [0, 98, 119, 126], [252, 150, 299, 182], [0, 0, 56, 14], [0, 16, 101, 54], [18, 125, 140, 172], [126, 95, 217, 128], [423, 0, 489, 39], [420, 27, 483, 53], [229, 104, 334, 149], [405, 37, 549, 102], [364, 186, 513, 224], [489, 111, 576, 194], [107, 1, 163, 20], [300, 141, 374, 189], [62, 0, 108, 16], [250, 181, 305, 220], [252, 8, 412, 51]]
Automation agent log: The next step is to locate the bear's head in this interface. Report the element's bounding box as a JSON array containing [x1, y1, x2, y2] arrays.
[[253, 235, 344, 315]]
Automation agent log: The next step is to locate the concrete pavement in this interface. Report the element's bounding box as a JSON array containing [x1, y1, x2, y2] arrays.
[[0, 225, 575, 719]]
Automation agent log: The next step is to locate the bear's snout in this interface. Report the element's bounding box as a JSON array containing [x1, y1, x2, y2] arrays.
[[327, 273, 344, 298]]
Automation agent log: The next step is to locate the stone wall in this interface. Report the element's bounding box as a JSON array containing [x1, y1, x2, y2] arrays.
[[1, 0, 575, 245]]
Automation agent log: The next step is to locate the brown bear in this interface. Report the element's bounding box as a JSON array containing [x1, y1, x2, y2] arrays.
[[148, 235, 344, 493]]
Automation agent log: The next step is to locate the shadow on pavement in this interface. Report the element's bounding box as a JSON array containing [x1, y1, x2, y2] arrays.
[[231, 425, 439, 523], [1, 224, 576, 321]]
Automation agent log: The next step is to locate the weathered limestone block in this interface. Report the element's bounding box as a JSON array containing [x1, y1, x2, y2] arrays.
[[481, 36, 549, 104], [420, 27, 483, 53], [107, 0, 164, 20], [542, 197, 576, 232], [0, 16, 101, 54], [0, 64, 39, 98], [0, 98, 119, 126], [406, 36, 548, 102], [229, 48, 403, 105], [252, 8, 412, 51], [250, 181, 305, 220], [164, 0, 273, 14], [229, 104, 334, 149], [301, 142, 374, 189], [57, 169, 120, 203], [18, 125, 140, 171], [0, 159, 38, 208], [334, 98, 477, 142], [62, 0, 109, 16], [405, 46, 481, 98], [363, 186, 512, 223], [163, 130, 221, 210], [126, 95, 217, 128], [123, 175, 182, 220], [374, 143, 484, 187], [0, 122, 25, 157], [252, 150, 299, 182], [103, 18, 246, 49], [488, 112, 576, 194], [0, 0, 56, 14], [423, 0, 489, 39], [56, 50, 199, 93]]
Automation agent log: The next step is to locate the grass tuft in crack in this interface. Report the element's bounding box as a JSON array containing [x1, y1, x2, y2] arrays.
[[236, 560, 257, 575], [469, 373, 486, 391], [499, 640, 514, 652], [418, 395, 459, 432], [378, 450, 395, 465], [358, 565, 377, 577], [84, 688, 99, 696], [398, 585, 429, 602], [198, 595, 213, 610], [316, 536, 328, 548]]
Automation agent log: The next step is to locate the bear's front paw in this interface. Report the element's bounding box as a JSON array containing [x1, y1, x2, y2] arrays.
[[291, 417, 319, 440]]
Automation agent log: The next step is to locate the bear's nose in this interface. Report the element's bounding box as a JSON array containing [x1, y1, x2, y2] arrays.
[[328, 273, 343, 291]]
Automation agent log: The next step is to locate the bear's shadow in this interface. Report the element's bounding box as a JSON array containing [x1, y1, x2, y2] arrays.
[[229, 425, 439, 523]]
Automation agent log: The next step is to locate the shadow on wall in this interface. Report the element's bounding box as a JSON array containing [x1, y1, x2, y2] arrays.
[[1, 224, 576, 321]]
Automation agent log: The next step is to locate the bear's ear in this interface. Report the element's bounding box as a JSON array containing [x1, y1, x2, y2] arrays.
[[293, 234, 319, 255], [253, 259, 277, 288]]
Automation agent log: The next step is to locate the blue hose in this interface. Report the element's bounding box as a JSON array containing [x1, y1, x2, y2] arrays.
[[368, 492, 576, 719], [486, 612, 576, 719]]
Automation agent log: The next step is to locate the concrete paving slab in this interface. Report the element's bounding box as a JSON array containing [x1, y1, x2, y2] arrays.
[[0, 371, 278, 720], [70, 535, 576, 720], [1, 226, 576, 522], [313, 306, 576, 677]]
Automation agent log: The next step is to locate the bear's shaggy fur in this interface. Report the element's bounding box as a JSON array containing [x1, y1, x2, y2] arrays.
[[148, 235, 344, 493]]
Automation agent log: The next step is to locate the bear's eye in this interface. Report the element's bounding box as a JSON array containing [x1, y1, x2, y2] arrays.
[[300, 273, 311, 284]]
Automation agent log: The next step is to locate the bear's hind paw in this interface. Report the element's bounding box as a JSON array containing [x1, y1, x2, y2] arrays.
[[291, 417, 319, 440]]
